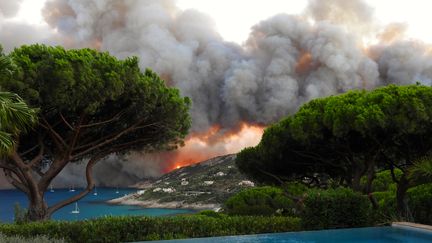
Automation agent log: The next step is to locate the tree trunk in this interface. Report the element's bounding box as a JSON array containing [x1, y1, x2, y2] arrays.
[[396, 174, 409, 216], [352, 166, 363, 192], [27, 193, 49, 221], [364, 166, 375, 194]]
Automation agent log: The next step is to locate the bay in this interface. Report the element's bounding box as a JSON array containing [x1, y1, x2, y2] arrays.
[[0, 188, 194, 223]]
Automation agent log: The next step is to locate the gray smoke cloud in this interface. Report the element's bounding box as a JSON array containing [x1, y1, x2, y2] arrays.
[[305, 0, 376, 35], [1, 0, 432, 188], [0, 0, 23, 18], [50, 153, 166, 188]]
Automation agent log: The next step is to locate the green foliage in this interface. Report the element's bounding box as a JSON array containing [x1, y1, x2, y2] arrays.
[[409, 157, 432, 185], [360, 169, 402, 192], [13, 203, 27, 224], [223, 186, 295, 216], [0, 53, 37, 154], [2, 44, 191, 161], [301, 188, 371, 230], [407, 184, 432, 225], [197, 210, 226, 218], [369, 184, 432, 225], [370, 191, 397, 223], [0, 215, 301, 243], [237, 85, 432, 192], [0, 92, 37, 154], [284, 182, 309, 197], [0, 55, 15, 77]]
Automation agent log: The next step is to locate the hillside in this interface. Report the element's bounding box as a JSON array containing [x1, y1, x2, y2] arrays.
[[108, 154, 256, 210]]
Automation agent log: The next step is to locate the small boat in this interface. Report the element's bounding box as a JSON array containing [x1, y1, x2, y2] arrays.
[[69, 185, 75, 192], [71, 202, 79, 214], [93, 187, 98, 196], [49, 185, 54, 192], [115, 187, 119, 194]]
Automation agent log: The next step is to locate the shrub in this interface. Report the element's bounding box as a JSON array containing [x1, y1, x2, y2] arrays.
[[407, 183, 432, 225], [0, 215, 301, 243], [301, 187, 371, 230], [197, 210, 226, 218], [284, 182, 309, 197], [370, 191, 397, 224], [223, 186, 295, 216], [368, 183, 432, 224], [13, 203, 27, 224], [360, 169, 402, 192]]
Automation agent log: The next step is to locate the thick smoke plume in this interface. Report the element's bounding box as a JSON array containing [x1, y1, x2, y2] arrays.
[[1, 0, 432, 188]]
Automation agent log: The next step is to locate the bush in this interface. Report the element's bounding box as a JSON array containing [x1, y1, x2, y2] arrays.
[[407, 183, 432, 225], [223, 186, 295, 216], [368, 183, 432, 224], [0, 215, 301, 243], [370, 191, 397, 224], [360, 169, 402, 192], [13, 203, 27, 224], [284, 182, 309, 197], [301, 187, 372, 230], [197, 210, 226, 218]]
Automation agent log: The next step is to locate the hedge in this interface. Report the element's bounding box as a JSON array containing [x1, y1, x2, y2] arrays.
[[407, 184, 432, 225], [301, 187, 372, 230], [0, 215, 301, 243], [223, 186, 295, 216]]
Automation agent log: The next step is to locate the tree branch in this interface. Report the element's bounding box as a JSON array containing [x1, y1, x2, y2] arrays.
[[3, 168, 29, 194], [101, 138, 153, 154], [47, 154, 105, 216], [20, 144, 39, 157], [73, 120, 156, 153], [0, 160, 28, 187], [10, 152, 40, 196], [71, 120, 156, 159], [38, 158, 68, 192], [28, 136, 45, 168], [40, 116, 68, 150], [66, 114, 85, 158], [79, 111, 124, 128], [60, 113, 74, 131]]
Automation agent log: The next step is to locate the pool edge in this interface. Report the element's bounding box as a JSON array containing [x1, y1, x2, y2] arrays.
[[392, 222, 432, 233]]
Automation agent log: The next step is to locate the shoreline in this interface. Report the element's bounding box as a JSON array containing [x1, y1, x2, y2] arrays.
[[107, 194, 221, 211]]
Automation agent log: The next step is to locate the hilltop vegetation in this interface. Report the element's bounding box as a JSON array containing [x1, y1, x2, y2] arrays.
[[111, 154, 256, 208]]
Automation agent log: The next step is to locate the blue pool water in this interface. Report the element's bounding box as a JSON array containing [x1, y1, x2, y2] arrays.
[[0, 188, 194, 223], [149, 226, 432, 243]]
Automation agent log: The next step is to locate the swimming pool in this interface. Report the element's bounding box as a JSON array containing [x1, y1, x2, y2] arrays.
[[148, 225, 432, 242]]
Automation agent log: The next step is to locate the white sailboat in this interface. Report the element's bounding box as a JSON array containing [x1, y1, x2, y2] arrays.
[[93, 187, 98, 196], [69, 185, 75, 192], [115, 187, 119, 194], [49, 185, 54, 192], [71, 202, 80, 214]]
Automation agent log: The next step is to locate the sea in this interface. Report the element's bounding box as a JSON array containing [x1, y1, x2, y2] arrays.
[[0, 187, 194, 223]]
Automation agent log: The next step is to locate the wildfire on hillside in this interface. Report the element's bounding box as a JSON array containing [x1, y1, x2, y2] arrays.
[[165, 123, 264, 172]]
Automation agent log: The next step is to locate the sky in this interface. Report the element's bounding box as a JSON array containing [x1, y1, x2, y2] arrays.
[[11, 0, 432, 45]]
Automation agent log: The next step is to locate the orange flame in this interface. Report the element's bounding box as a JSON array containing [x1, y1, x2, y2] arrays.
[[295, 52, 314, 74], [166, 123, 264, 172]]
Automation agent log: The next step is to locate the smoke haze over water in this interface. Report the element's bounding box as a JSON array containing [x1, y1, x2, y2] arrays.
[[1, 0, 432, 188]]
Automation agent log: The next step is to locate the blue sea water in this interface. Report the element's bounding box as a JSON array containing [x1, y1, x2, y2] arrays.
[[0, 188, 194, 223], [149, 226, 432, 243]]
